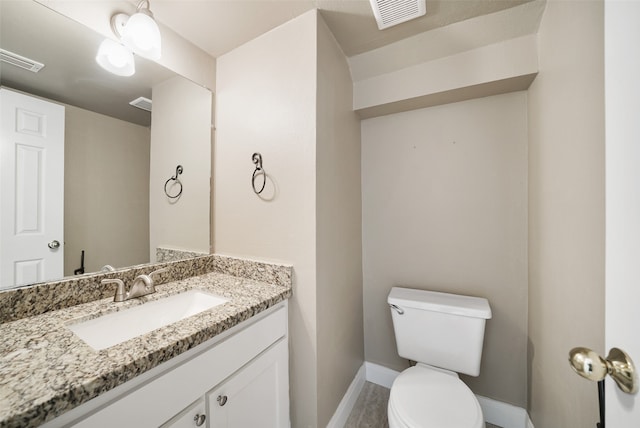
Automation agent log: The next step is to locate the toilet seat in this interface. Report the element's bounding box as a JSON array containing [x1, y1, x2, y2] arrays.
[[388, 365, 484, 428]]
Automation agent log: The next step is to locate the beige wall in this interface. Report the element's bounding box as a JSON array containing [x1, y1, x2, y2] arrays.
[[362, 92, 528, 406], [214, 11, 319, 428], [315, 14, 364, 427], [353, 35, 538, 114], [64, 104, 149, 275], [149, 76, 212, 261], [527, 0, 605, 426]]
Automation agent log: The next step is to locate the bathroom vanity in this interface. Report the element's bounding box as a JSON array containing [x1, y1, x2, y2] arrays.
[[0, 255, 292, 428], [50, 302, 288, 428]]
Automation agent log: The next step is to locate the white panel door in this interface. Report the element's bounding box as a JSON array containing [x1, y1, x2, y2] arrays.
[[0, 88, 65, 289], [605, 0, 640, 425]]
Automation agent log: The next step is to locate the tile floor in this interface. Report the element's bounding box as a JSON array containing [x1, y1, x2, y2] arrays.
[[344, 381, 501, 428], [345, 382, 390, 428]]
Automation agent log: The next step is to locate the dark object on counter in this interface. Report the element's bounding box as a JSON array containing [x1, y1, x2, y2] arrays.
[[74, 250, 85, 275]]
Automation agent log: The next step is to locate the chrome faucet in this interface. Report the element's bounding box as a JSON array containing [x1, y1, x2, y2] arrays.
[[101, 268, 169, 302]]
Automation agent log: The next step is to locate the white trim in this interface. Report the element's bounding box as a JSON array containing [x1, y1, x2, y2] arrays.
[[476, 395, 532, 428], [364, 361, 399, 388], [364, 361, 400, 389], [326, 365, 366, 428], [362, 362, 535, 428]]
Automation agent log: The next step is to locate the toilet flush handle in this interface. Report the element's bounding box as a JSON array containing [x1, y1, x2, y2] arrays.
[[389, 304, 404, 315]]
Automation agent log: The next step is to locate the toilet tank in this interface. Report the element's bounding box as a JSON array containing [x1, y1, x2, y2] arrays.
[[388, 287, 492, 377]]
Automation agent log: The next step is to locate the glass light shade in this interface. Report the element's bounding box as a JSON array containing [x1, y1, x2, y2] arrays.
[[120, 12, 161, 60], [95, 38, 135, 77]]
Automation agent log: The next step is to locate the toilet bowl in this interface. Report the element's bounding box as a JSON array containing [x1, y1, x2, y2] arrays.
[[387, 287, 492, 428], [387, 365, 484, 428]]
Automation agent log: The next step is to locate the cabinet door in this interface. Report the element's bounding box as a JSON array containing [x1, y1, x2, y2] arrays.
[[207, 339, 289, 428], [160, 397, 207, 428]]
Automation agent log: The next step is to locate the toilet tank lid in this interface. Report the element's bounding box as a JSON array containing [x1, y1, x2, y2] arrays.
[[388, 287, 492, 319]]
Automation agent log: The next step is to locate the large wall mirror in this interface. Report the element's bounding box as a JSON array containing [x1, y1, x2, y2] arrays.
[[0, 1, 212, 290]]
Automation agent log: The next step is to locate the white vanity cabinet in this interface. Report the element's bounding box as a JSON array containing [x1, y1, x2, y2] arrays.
[[47, 302, 289, 428], [162, 339, 288, 428]]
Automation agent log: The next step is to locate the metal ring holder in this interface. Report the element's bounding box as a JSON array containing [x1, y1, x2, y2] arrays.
[[164, 165, 183, 199], [251, 153, 266, 195]]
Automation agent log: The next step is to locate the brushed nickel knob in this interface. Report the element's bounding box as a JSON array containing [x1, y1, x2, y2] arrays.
[[569, 347, 638, 394], [217, 395, 228, 406], [193, 413, 206, 426], [48, 240, 60, 249]]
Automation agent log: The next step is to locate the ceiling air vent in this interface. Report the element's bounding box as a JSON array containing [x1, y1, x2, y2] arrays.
[[129, 96, 152, 112], [369, 0, 427, 30], [0, 49, 45, 73]]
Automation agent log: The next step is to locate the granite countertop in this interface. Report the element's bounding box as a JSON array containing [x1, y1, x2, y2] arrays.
[[0, 270, 292, 427]]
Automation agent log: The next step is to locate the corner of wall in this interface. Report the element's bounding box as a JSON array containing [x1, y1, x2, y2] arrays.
[[526, 0, 604, 426], [315, 14, 364, 428]]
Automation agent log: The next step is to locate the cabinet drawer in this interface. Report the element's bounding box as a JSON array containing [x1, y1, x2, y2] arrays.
[[72, 304, 287, 427]]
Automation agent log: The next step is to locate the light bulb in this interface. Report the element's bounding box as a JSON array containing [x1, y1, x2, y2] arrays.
[[95, 39, 135, 77], [120, 12, 161, 60]]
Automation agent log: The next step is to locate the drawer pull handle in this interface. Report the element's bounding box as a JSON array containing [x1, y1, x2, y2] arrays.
[[217, 395, 228, 406], [193, 414, 206, 426]]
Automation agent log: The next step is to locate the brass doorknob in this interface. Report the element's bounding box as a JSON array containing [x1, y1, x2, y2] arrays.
[[569, 347, 638, 394]]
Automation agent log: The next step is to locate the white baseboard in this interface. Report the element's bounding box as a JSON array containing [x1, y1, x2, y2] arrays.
[[364, 361, 399, 389], [326, 364, 366, 428], [363, 362, 534, 428], [476, 395, 533, 428]]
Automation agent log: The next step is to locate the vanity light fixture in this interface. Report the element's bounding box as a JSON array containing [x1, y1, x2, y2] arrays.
[[95, 38, 135, 77], [111, 0, 162, 61], [96, 0, 161, 76]]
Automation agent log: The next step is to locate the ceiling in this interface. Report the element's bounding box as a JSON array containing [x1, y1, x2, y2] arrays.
[[150, 0, 534, 58], [0, 0, 535, 127]]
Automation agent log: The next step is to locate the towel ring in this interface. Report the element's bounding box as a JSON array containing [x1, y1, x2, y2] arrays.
[[252, 153, 266, 195], [164, 165, 183, 199]]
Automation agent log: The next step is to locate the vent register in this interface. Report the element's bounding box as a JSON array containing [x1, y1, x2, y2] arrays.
[[0, 49, 44, 73], [369, 0, 427, 30], [129, 96, 152, 112]]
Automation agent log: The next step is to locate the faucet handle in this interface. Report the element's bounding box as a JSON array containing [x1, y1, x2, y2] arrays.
[[101, 264, 115, 272], [101, 279, 125, 302], [149, 267, 169, 281]]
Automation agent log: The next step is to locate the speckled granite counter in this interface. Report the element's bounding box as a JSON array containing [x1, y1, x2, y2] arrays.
[[0, 258, 292, 427]]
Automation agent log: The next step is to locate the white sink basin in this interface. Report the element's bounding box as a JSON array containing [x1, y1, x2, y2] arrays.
[[68, 289, 229, 350]]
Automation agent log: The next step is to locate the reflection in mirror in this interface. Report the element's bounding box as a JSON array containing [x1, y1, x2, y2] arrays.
[[0, 1, 211, 291]]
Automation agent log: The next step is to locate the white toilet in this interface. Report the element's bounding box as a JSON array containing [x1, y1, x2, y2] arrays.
[[387, 287, 492, 428]]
